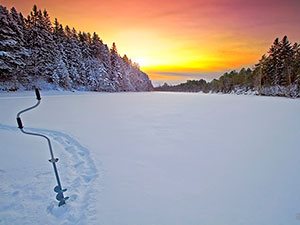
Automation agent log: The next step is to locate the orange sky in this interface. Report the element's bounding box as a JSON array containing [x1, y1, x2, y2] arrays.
[[2, 0, 300, 85]]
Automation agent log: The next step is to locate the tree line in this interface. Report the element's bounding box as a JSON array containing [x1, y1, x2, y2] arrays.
[[0, 5, 153, 91], [155, 36, 300, 97]]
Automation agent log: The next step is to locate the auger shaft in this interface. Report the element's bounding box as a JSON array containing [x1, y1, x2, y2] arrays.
[[16, 89, 68, 206]]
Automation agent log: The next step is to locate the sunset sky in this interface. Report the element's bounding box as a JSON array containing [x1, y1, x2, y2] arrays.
[[2, 0, 300, 85]]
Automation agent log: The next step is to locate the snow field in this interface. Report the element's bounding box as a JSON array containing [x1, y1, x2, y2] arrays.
[[0, 91, 300, 225]]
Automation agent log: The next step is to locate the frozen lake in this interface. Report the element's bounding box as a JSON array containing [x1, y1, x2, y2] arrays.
[[1, 91, 300, 225]]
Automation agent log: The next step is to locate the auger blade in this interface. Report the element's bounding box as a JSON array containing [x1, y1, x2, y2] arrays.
[[58, 197, 69, 207], [54, 186, 67, 193]]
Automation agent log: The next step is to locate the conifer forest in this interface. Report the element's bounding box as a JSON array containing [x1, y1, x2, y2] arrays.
[[0, 5, 153, 92], [156, 36, 300, 98]]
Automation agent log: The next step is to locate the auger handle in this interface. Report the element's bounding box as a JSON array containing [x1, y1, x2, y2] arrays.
[[17, 117, 23, 129], [35, 88, 41, 100]]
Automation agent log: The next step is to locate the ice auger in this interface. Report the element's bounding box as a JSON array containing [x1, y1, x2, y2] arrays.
[[16, 89, 69, 207]]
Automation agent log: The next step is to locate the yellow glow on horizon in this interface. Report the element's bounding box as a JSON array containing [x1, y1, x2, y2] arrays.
[[149, 73, 184, 81], [110, 28, 262, 78]]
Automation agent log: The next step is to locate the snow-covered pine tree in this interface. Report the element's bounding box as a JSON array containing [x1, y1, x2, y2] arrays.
[[76, 31, 92, 88], [110, 42, 123, 91], [290, 42, 300, 97], [278, 36, 293, 86], [120, 54, 135, 91], [0, 6, 14, 81], [63, 27, 84, 88], [41, 9, 52, 33], [25, 5, 58, 88], [99, 43, 112, 77], [266, 38, 281, 86], [254, 55, 268, 91], [52, 18, 71, 89], [98, 42, 116, 91], [88, 32, 113, 91], [292, 43, 300, 85], [0, 5, 28, 90], [9, 7, 29, 86], [52, 54, 70, 89]]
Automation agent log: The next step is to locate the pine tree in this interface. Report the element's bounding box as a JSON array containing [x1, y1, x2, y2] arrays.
[[52, 18, 72, 88], [9, 7, 28, 86], [0, 6, 28, 89], [99, 43, 112, 73], [63, 27, 85, 88], [53, 18, 65, 38], [110, 42, 122, 90], [25, 5, 58, 86], [292, 43, 300, 85], [0, 5, 15, 80], [255, 54, 269, 88], [278, 36, 293, 86], [41, 9, 52, 32], [266, 38, 281, 86], [122, 54, 130, 64]]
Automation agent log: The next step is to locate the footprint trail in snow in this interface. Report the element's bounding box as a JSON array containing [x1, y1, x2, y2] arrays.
[[0, 124, 101, 225]]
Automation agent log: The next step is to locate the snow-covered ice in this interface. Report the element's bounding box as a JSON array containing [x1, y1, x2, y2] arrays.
[[1, 91, 300, 225]]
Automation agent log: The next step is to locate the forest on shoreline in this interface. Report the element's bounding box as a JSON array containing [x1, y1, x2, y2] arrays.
[[0, 5, 153, 92], [1, 4, 299, 97], [155, 36, 300, 98]]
